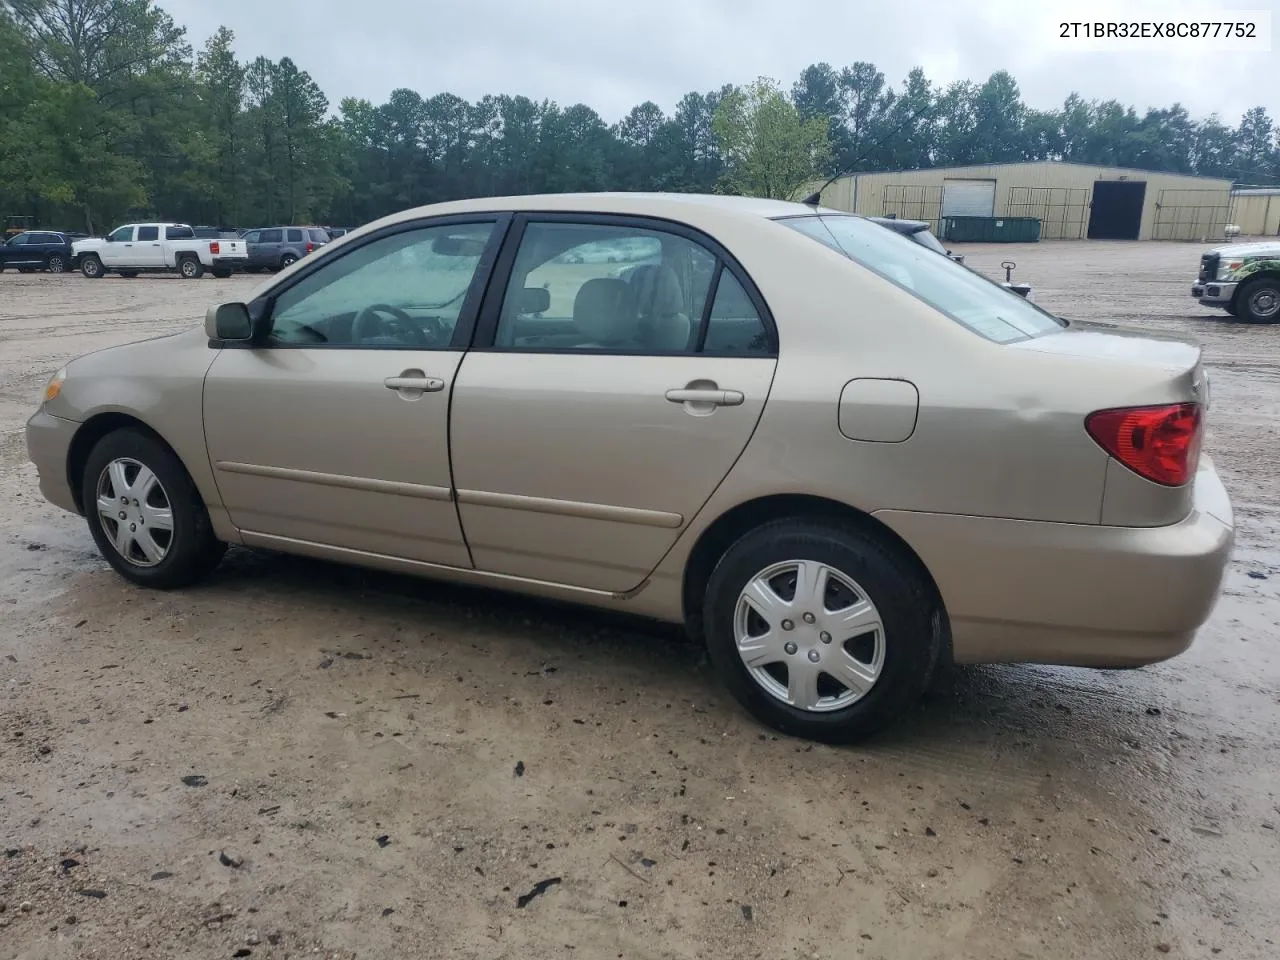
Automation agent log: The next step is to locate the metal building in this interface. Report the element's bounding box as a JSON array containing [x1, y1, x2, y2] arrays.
[[1229, 188, 1280, 237], [817, 162, 1235, 241]]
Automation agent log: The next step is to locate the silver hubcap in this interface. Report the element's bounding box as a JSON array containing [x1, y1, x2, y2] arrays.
[[49, 257, 63, 271], [85, 260, 98, 275], [182, 261, 196, 276], [96, 458, 174, 567], [734, 560, 885, 713], [1250, 288, 1279, 318]]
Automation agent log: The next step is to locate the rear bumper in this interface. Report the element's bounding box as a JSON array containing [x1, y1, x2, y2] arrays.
[[210, 257, 247, 271], [26, 408, 80, 515], [1192, 280, 1237, 306], [875, 458, 1234, 667]]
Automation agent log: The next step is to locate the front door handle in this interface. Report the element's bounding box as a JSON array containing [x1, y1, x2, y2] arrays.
[[384, 373, 445, 393], [665, 388, 744, 406]]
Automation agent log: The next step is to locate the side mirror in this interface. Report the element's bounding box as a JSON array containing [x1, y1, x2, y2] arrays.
[[205, 302, 253, 341]]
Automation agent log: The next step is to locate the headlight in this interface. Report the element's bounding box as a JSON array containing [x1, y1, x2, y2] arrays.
[[1219, 260, 1243, 279], [44, 367, 66, 403]]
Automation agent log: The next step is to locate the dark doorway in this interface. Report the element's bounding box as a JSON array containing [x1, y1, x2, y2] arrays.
[[1087, 180, 1147, 239]]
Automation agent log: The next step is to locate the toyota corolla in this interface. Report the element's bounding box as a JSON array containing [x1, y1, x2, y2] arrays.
[[26, 193, 1234, 743]]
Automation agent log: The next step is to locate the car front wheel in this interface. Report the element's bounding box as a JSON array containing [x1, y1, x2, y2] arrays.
[[80, 255, 104, 278], [702, 518, 942, 743], [81, 428, 226, 588], [1238, 277, 1280, 324]]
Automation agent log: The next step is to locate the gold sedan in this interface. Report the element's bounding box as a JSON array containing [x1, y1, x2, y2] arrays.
[[26, 193, 1234, 743]]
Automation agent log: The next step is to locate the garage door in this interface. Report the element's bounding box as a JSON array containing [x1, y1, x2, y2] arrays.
[[942, 179, 997, 218]]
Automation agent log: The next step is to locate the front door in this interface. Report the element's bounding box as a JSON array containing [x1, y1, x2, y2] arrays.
[[449, 216, 778, 592], [98, 225, 136, 267], [203, 217, 505, 565]]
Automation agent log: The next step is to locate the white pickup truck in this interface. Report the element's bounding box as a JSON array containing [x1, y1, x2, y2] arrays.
[[72, 223, 248, 279]]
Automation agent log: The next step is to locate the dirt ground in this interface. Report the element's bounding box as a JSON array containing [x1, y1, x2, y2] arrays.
[[1, 241, 1278, 960]]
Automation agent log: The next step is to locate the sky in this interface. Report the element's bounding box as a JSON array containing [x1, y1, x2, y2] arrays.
[[161, 0, 1279, 126]]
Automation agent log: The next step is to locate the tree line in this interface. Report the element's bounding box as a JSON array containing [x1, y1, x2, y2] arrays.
[[2, 0, 1278, 235]]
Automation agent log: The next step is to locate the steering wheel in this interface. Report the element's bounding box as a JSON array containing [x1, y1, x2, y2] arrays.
[[351, 303, 414, 343]]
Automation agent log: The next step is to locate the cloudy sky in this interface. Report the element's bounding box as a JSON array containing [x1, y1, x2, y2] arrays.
[[162, 0, 1278, 124]]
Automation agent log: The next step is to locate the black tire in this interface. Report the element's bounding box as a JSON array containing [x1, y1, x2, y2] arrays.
[[1237, 277, 1280, 324], [280, 254, 298, 269], [702, 518, 942, 744], [119, 271, 138, 278], [80, 254, 104, 279], [46, 254, 67, 273], [211, 268, 232, 279], [81, 428, 226, 589], [178, 255, 204, 279], [18, 267, 35, 274]]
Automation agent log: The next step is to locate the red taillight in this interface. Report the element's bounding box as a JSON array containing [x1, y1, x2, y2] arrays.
[[209, 241, 220, 255], [305, 242, 314, 254], [1085, 402, 1203, 487]]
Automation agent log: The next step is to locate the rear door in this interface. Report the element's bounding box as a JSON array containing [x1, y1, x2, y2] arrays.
[[449, 214, 778, 592]]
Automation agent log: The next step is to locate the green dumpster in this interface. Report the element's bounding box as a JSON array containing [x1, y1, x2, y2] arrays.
[[941, 216, 1041, 243]]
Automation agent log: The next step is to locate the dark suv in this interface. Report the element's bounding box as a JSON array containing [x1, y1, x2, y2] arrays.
[[241, 226, 331, 272], [0, 230, 74, 273]]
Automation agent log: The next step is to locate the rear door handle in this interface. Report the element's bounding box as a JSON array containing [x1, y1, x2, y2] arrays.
[[384, 375, 445, 392], [665, 388, 744, 406]]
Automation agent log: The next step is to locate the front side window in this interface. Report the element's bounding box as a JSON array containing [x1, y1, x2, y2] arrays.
[[267, 221, 496, 348], [260, 229, 282, 243], [242, 231, 260, 244], [494, 221, 718, 354], [136, 226, 159, 241], [778, 214, 1064, 343], [108, 226, 133, 242], [8, 233, 29, 246]]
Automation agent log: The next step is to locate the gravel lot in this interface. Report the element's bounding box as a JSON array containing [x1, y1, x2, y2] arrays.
[[2, 241, 1278, 960]]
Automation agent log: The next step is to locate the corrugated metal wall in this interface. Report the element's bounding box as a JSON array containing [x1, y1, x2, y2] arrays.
[[1230, 192, 1280, 236], [821, 163, 1234, 240]]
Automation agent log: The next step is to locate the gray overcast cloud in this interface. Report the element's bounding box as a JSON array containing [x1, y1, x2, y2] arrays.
[[162, 0, 1279, 125]]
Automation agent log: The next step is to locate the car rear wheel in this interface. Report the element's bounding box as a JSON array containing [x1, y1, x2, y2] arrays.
[[178, 256, 203, 279], [81, 428, 226, 589], [1238, 277, 1280, 324], [702, 518, 942, 743], [80, 255, 103, 278], [46, 254, 66, 273], [119, 271, 138, 278], [280, 254, 298, 269]]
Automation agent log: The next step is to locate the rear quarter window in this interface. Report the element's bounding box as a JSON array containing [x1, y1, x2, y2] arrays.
[[778, 214, 1064, 344], [309, 229, 330, 243]]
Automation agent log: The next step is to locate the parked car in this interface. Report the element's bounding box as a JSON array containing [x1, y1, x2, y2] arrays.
[[241, 226, 331, 272], [0, 230, 73, 273], [868, 215, 1034, 299], [72, 223, 248, 279], [26, 193, 1233, 743], [1192, 240, 1280, 323], [324, 226, 351, 239]]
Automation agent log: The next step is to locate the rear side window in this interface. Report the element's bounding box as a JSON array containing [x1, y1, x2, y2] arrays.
[[166, 225, 194, 239], [136, 226, 159, 241], [309, 229, 329, 243], [261, 229, 282, 243], [287, 228, 304, 242], [702, 271, 770, 354], [778, 214, 1065, 343]]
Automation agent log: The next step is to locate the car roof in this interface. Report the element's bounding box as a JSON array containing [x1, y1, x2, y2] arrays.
[[369, 192, 849, 229]]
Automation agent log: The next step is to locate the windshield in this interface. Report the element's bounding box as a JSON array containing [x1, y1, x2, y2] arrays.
[[777, 214, 1064, 343]]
